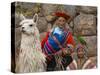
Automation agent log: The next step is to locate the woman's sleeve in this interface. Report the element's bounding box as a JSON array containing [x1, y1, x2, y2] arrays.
[[67, 32, 75, 46], [66, 32, 75, 53], [41, 32, 50, 49]]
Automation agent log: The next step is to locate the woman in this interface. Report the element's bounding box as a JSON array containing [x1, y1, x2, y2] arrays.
[[41, 12, 75, 71]]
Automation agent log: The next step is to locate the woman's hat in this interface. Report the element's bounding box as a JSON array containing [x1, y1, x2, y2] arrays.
[[54, 12, 71, 21]]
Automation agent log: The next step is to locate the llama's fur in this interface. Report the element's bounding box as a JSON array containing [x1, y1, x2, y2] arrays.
[[15, 14, 46, 73]]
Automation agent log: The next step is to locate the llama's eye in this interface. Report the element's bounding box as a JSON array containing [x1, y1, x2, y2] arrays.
[[29, 24, 33, 27]]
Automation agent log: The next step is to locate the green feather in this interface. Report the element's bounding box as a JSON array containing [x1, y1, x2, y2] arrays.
[[75, 35, 87, 46]]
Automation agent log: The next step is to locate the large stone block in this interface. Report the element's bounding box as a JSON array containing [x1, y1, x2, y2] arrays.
[[82, 36, 97, 57], [76, 6, 97, 15], [37, 17, 48, 33], [63, 5, 77, 18], [42, 4, 58, 16], [73, 13, 97, 36]]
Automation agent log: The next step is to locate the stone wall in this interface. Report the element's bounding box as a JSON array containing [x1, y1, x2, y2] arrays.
[[15, 2, 97, 57]]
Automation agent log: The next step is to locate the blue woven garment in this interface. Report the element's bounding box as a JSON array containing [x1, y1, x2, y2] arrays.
[[43, 27, 69, 55]]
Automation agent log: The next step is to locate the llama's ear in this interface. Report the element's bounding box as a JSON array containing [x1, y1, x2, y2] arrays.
[[20, 14, 26, 20], [33, 13, 38, 23]]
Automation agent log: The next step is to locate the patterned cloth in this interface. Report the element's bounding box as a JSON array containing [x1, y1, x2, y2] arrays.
[[41, 27, 75, 59], [67, 58, 96, 70]]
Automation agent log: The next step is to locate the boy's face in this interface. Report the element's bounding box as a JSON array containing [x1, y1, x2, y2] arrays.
[[55, 17, 66, 27], [77, 48, 84, 58]]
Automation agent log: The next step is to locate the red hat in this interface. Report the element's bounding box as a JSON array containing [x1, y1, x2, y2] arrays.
[[54, 12, 70, 20]]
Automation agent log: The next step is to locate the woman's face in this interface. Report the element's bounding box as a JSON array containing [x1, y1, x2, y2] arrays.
[[55, 17, 66, 27]]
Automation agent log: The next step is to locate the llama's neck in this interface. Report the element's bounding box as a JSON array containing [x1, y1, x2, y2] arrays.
[[21, 34, 34, 47], [18, 33, 46, 72], [20, 33, 41, 52]]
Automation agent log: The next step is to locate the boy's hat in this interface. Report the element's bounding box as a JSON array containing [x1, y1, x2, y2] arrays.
[[76, 44, 84, 51]]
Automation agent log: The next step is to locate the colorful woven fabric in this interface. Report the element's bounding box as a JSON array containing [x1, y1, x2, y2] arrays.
[[41, 27, 75, 59]]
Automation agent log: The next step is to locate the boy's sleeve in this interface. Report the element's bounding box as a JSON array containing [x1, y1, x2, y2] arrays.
[[41, 32, 50, 49]]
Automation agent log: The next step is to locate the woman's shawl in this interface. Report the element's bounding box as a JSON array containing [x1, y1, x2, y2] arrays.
[[42, 27, 75, 58]]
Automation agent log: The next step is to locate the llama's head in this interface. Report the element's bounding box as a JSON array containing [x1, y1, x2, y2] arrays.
[[19, 14, 38, 35]]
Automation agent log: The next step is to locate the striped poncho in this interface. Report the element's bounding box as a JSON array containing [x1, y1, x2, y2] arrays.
[[41, 27, 75, 59]]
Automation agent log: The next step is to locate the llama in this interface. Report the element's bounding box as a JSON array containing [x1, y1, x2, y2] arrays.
[[15, 14, 46, 73]]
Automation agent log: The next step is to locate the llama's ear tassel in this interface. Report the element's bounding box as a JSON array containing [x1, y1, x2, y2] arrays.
[[33, 13, 38, 23]]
